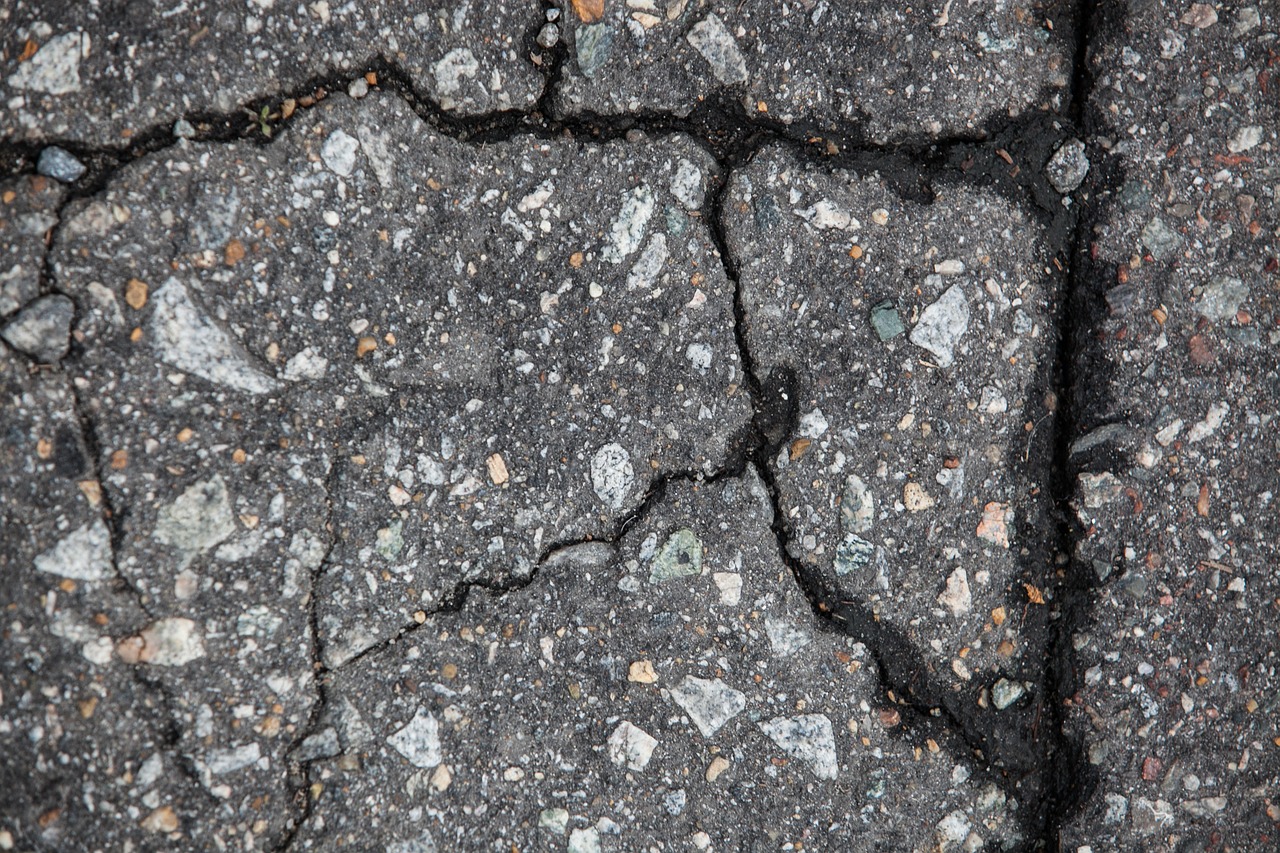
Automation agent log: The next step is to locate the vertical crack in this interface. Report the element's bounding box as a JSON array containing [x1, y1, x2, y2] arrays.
[[1034, 0, 1109, 845], [269, 429, 342, 853]]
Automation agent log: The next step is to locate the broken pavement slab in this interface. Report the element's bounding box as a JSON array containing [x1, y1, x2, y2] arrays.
[[553, 1, 1074, 144], [50, 88, 749, 692], [290, 469, 1024, 850], [1063, 1, 1280, 849], [724, 144, 1062, 776], [0, 0, 545, 146], [0, 350, 211, 850]]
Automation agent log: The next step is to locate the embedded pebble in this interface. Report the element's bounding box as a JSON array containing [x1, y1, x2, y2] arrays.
[[686, 14, 748, 85], [1046, 137, 1089, 193], [590, 443, 635, 509], [649, 528, 703, 582], [991, 678, 1027, 710], [33, 520, 113, 581], [1, 294, 74, 362], [1196, 275, 1248, 321], [909, 284, 969, 367], [869, 300, 905, 341], [757, 715, 838, 780], [149, 278, 281, 395], [1140, 217, 1181, 261], [36, 146, 86, 182], [387, 708, 443, 769], [938, 568, 972, 616], [668, 676, 746, 737], [606, 720, 658, 770]]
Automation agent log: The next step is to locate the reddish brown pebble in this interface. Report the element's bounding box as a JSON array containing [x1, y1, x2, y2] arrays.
[[1188, 334, 1214, 365], [570, 0, 604, 22]]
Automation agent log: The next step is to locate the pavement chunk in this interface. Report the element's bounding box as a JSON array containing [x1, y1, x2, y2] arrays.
[[44, 88, 749, 845], [553, 1, 1074, 143], [0, 0, 544, 146], [0, 350, 210, 850], [724, 145, 1063, 776], [290, 468, 1024, 849], [1063, 2, 1280, 849]]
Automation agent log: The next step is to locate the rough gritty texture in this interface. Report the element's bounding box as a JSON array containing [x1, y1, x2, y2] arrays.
[[0, 351, 211, 851], [291, 471, 1023, 851], [553, 0, 1073, 143], [46, 89, 748, 670], [4, 1, 1279, 851], [0, 0, 544, 145], [1062, 2, 1280, 850]]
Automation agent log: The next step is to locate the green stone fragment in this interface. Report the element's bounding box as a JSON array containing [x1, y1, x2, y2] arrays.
[[649, 528, 703, 583], [538, 807, 569, 835], [665, 206, 688, 236], [576, 24, 615, 79], [376, 520, 404, 560], [839, 475, 873, 535], [869, 301, 905, 341], [834, 533, 874, 575]]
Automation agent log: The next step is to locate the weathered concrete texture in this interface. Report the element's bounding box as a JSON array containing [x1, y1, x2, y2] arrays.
[[553, 1, 1073, 143], [0, 0, 544, 146], [0, 351, 211, 851], [291, 469, 1023, 851], [1064, 1, 1280, 850], [50, 88, 749, 686], [725, 146, 1061, 770], [1, 174, 63, 318]]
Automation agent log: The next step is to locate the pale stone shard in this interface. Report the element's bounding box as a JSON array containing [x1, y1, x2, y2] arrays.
[[938, 568, 972, 616], [125, 617, 206, 666], [33, 519, 112, 580], [388, 708, 443, 769], [686, 14, 748, 84], [602, 186, 655, 263], [909, 283, 970, 368], [590, 443, 634, 509], [758, 715, 838, 780], [153, 476, 238, 567], [606, 720, 658, 770], [149, 278, 281, 395], [7, 33, 85, 95], [668, 676, 747, 738], [321, 130, 359, 177]]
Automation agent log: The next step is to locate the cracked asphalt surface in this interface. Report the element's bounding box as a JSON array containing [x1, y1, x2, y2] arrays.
[[1, 1, 1278, 851]]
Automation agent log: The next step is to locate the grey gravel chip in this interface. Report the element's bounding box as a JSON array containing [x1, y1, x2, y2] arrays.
[[1, 294, 74, 363], [36, 145, 87, 182]]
